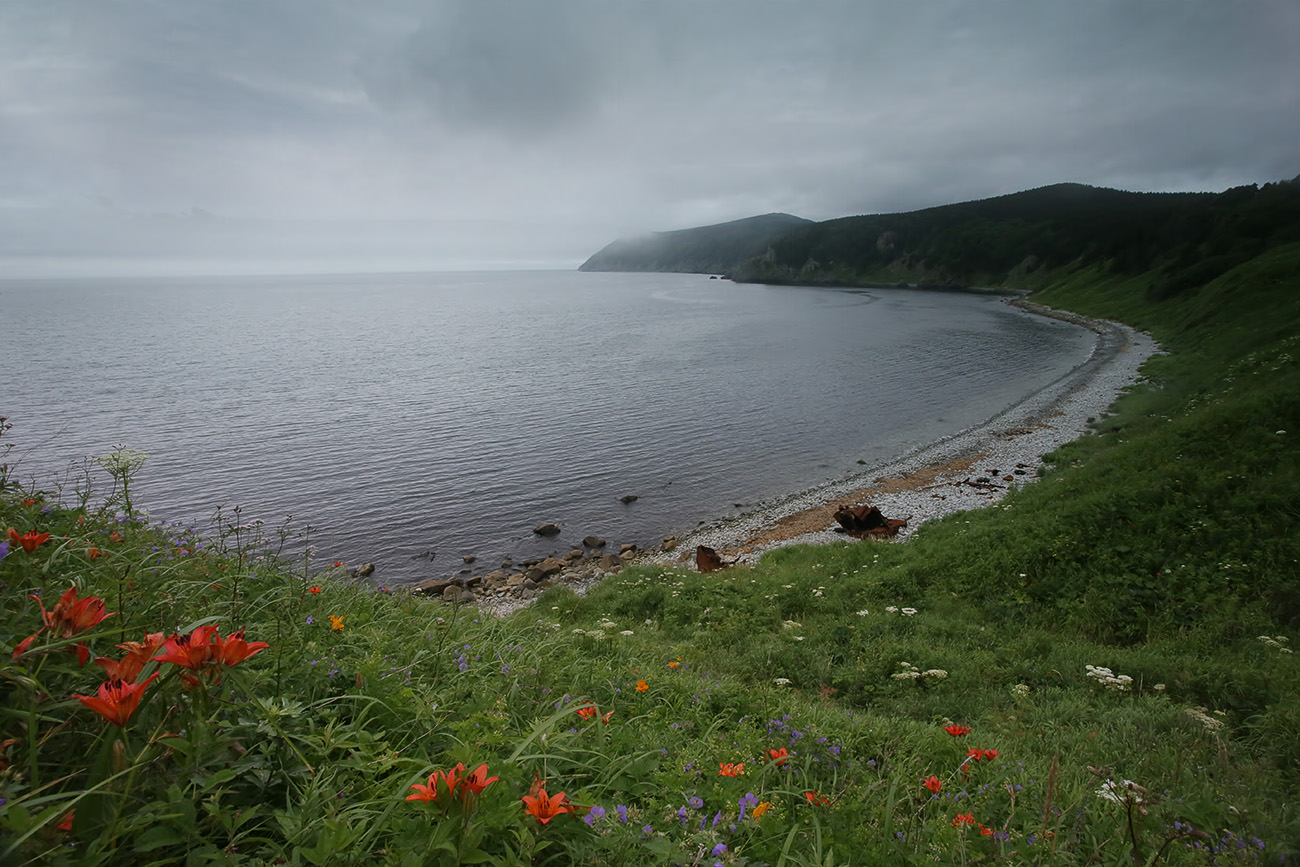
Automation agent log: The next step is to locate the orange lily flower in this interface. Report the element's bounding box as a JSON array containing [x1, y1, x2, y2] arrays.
[[576, 705, 598, 720], [153, 625, 221, 669], [12, 586, 114, 664], [923, 775, 943, 793], [211, 628, 270, 666], [7, 527, 50, 553], [767, 747, 789, 766], [75, 673, 160, 726], [635, 679, 648, 692], [96, 632, 165, 682], [718, 762, 744, 777], [87, 547, 105, 559], [943, 724, 972, 737], [804, 791, 832, 806], [459, 763, 499, 797], [308, 586, 322, 594], [521, 781, 574, 824]]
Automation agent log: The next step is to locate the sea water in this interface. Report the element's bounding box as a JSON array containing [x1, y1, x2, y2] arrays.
[[1, 270, 1094, 583]]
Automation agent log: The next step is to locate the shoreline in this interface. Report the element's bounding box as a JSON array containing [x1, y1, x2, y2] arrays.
[[476, 297, 1160, 615], [642, 297, 1161, 566]]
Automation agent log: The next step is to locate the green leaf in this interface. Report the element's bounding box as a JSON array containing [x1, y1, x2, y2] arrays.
[[135, 824, 187, 852]]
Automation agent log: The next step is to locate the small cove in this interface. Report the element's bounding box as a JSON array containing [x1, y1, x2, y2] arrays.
[[2, 270, 1096, 584]]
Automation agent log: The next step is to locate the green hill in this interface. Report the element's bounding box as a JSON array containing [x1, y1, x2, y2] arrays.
[[578, 212, 813, 274], [583, 179, 1300, 299]]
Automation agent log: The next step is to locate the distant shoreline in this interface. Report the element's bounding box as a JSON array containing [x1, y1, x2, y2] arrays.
[[643, 297, 1161, 566]]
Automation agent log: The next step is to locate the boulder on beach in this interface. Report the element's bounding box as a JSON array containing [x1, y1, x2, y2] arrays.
[[583, 535, 606, 548], [832, 505, 907, 538], [696, 545, 733, 573]]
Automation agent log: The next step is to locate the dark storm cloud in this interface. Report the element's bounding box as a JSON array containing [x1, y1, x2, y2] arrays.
[[1, 0, 1296, 275]]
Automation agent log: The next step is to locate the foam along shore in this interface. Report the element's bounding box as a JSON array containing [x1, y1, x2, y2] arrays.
[[644, 298, 1162, 567]]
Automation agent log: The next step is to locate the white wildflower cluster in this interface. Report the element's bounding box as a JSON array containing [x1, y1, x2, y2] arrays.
[[891, 662, 947, 681], [855, 609, 869, 616], [1096, 779, 1145, 806], [1010, 683, 1031, 699], [812, 586, 825, 597], [1185, 706, 1226, 733], [596, 618, 619, 631], [1258, 635, 1293, 654], [1085, 665, 1133, 691], [774, 677, 792, 687], [782, 620, 801, 630], [883, 606, 918, 616]]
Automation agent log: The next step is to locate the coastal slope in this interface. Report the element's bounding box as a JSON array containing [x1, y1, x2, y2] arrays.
[[578, 212, 812, 274]]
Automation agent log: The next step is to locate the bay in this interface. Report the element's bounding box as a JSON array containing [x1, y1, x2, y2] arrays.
[[1, 270, 1094, 584]]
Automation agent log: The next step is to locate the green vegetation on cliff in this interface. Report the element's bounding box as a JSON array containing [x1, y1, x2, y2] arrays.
[[3, 223, 1298, 863]]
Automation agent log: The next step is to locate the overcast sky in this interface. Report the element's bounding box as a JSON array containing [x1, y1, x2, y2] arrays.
[[2, 0, 1297, 276]]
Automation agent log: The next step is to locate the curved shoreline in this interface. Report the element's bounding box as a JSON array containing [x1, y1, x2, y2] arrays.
[[643, 297, 1162, 566]]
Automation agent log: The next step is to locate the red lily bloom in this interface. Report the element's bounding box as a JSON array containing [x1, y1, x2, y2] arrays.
[[87, 547, 105, 559], [308, 586, 322, 594], [923, 775, 943, 793], [601, 709, 614, 724], [943, 724, 972, 737], [153, 625, 221, 669], [521, 782, 574, 824], [407, 763, 473, 803], [95, 632, 165, 682], [13, 586, 114, 664], [768, 748, 789, 766], [804, 791, 832, 806], [459, 763, 499, 797], [44, 586, 114, 638], [718, 762, 744, 777], [7, 527, 50, 553], [966, 747, 999, 762], [576, 705, 598, 720], [406, 774, 440, 802], [952, 812, 977, 827], [211, 628, 270, 667], [75, 672, 160, 726]]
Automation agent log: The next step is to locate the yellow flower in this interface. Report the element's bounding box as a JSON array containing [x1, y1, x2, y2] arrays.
[[329, 615, 344, 631]]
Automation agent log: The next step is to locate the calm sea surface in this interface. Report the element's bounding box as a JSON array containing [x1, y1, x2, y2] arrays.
[[2, 270, 1094, 583]]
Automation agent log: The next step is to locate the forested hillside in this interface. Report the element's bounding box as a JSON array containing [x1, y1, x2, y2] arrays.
[[582, 179, 1300, 299]]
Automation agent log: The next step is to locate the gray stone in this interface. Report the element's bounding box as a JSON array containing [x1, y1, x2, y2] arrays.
[[583, 535, 606, 548], [533, 522, 561, 536]]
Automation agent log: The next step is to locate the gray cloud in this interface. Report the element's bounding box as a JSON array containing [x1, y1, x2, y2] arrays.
[[1, 0, 1296, 275]]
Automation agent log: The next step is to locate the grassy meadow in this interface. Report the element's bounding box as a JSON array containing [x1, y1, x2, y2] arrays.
[[2, 245, 1298, 865]]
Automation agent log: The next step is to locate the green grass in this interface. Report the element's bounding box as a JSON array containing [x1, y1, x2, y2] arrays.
[[2, 245, 1298, 865]]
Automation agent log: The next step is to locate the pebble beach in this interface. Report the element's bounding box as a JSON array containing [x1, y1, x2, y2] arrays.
[[480, 297, 1161, 615], [643, 298, 1162, 567]]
